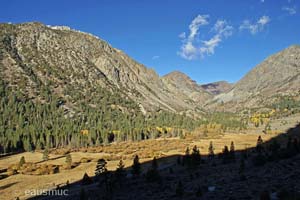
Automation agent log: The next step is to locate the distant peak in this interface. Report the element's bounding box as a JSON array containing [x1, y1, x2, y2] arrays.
[[163, 71, 190, 79]]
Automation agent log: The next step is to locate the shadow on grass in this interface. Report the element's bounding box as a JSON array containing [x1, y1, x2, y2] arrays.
[[25, 123, 300, 200], [0, 181, 19, 190]]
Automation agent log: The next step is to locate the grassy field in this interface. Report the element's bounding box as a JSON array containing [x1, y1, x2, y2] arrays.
[[0, 132, 280, 200]]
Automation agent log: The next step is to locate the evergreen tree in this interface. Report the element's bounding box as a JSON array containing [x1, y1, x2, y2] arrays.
[[18, 156, 25, 168], [257, 135, 263, 145], [153, 157, 158, 169], [230, 141, 235, 160], [256, 135, 264, 153], [221, 145, 230, 163], [42, 149, 49, 161], [81, 172, 93, 185], [95, 158, 107, 176], [191, 145, 201, 166], [208, 141, 214, 160], [183, 147, 191, 166], [116, 159, 126, 180], [146, 157, 160, 182], [132, 155, 141, 176], [65, 153, 72, 169]]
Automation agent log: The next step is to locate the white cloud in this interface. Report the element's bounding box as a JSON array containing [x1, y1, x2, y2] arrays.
[[178, 16, 233, 60], [239, 15, 270, 34], [282, 6, 297, 15], [188, 15, 209, 40], [258, 15, 270, 25], [212, 20, 233, 38], [152, 55, 160, 60], [200, 35, 221, 55]]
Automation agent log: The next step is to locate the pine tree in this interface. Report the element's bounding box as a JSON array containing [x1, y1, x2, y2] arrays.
[[152, 156, 158, 170], [18, 156, 25, 169], [183, 147, 191, 166], [208, 141, 214, 160], [81, 172, 93, 185], [95, 158, 107, 176], [116, 159, 125, 180], [191, 145, 201, 166], [221, 145, 230, 163], [132, 155, 141, 176], [65, 153, 72, 169], [146, 157, 160, 182], [256, 135, 264, 153], [257, 135, 263, 145], [230, 141, 235, 160], [42, 149, 49, 161]]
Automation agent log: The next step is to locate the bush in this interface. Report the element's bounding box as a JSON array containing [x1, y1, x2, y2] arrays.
[[80, 157, 92, 163], [7, 168, 17, 176]]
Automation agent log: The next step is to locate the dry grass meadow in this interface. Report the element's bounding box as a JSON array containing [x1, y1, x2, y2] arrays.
[[0, 132, 280, 200]]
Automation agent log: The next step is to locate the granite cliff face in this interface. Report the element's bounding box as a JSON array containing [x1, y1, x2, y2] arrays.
[[211, 45, 300, 111], [0, 22, 210, 115], [201, 81, 233, 95], [162, 71, 212, 107], [1, 22, 299, 114]]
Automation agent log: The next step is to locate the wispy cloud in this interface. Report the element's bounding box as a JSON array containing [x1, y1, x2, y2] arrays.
[[178, 15, 233, 60], [282, 6, 297, 15], [152, 55, 160, 60], [239, 15, 270, 34]]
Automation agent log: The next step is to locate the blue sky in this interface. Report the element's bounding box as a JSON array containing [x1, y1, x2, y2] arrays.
[[0, 0, 299, 84]]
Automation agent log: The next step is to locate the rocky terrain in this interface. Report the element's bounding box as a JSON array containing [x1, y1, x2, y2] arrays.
[[162, 71, 212, 111], [0, 22, 211, 116], [211, 45, 300, 111], [1, 22, 300, 115], [1, 21, 300, 200], [201, 81, 233, 95]]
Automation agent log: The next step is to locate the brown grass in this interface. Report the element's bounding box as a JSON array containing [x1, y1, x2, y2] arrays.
[[0, 132, 279, 200]]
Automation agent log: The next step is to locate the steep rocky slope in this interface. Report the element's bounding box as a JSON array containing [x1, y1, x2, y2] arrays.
[[201, 81, 233, 95], [162, 71, 212, 110], [0, 22, 211, 115], [210, 45, 300, 111]]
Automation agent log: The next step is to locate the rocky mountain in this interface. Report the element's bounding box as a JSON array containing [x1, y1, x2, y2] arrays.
[[162, 71, 212, 109], [201, 81, 233, 95], [0, 22, 211, 116], [1, 22, 299, 115], [210, 45, 300, 111]]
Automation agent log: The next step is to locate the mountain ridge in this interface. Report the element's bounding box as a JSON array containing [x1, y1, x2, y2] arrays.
[[1, 22, 300, 115], [210, 45, 300, 111], [0, 22, 212, 117]]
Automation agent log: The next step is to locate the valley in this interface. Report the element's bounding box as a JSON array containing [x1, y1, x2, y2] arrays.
[[0, 131, 283, 200], [0, 21, 300, 200]]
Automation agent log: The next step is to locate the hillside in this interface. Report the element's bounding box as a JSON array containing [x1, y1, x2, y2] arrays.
[[0, 22, 210, 115], [0, 22, 213, 153], [210, 45, 300, 111], [1, 22, 300, 154], [162, 71, 212, 111], [201, 81, 233, 95]]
